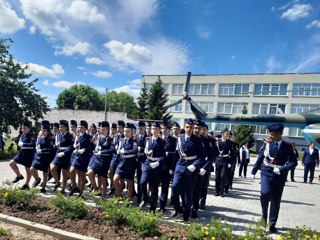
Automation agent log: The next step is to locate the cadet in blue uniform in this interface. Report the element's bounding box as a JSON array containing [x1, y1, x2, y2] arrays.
[[69, 120, 92, 196], [199, 123, 218, 210], [302, 141, 319, 183], [214, 128, 232, 197], [70, 120, 78, 141], [135, 121, 147, 204], [108, 120, 125, 195], [113, 123, 138, 199], [50, 120, 73, 194], [30, 121, 54, 192], [139, 122, 166, 212], [251, 123, 297, 233], [159, 121, 177, 212], [10, 119, 35, 189], [87, 121, 115, 198], [170, 119, 205, 222]]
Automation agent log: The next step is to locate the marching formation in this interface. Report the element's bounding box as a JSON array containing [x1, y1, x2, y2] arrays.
[[9, 118, 299, 229]]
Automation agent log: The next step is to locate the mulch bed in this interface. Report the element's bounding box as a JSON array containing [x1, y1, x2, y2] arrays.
[[0, 198, 189, 240]]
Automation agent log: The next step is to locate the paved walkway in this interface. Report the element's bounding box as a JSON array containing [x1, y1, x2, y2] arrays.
[[0, 159, 319, 237]]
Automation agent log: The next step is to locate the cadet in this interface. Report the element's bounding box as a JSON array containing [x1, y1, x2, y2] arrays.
[[30, 121, 54, 192], [146, 122, 152, 137], [139, 122, 166, 212], [70, 120, 78, 140], [226, 132, 239, 191], [170, 119, 205, 222], [251, 123, 297, 233], [135, 121, 147, 204], [239, 141, 250, 178], [108, 120, 125, 195], [214, 128, 232, 197], [159, 120, 177, 212], [69, 120, 92, 196], [302, 141, 319, 183], [50, 120, 73, 194], [87, 121, 115, 198], [9, 119, 35, 189], [113, 123, 138, 199], [171, 121, 180, 138]]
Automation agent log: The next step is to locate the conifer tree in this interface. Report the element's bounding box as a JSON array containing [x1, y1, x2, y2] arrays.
[[137, 81, 148, 119], [235, 106, 255, 147]]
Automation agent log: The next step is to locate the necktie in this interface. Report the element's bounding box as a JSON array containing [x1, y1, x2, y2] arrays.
[[270, 142, 278, 157]]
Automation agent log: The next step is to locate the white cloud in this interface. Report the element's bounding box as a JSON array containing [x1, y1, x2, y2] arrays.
[[91, 71, 112, 78], [55, 41, 90, 56], [196, 26, 211, 39], [29, 25, 36, 34], [112, 85, 141, 99], [281, 4, 312, 21], [67, 0, 106, 23], [306, 20, 320, 29], [287, 49, 320, 72], [42, 80, 49, 86], [105, 40, 152, 66], [266, 56, 282, 72], [85, 57, 103, 65], [95, 87, 107, 93], [230, 55, 236, 60], [52, 80, 85, 88], [0, 0, 25, 34], [77, 66, 86, 71], [130, 79, 141, 85], [27, 63, 64, 78]]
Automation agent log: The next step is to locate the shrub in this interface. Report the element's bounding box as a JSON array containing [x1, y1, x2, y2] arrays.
[[0, 141, 18, 160], [0, 227, 9, 236], [187, 218, 234, 240], [0, 182, 39, 207], [279, 226, 320, 240], [49, 193, 90, 219]]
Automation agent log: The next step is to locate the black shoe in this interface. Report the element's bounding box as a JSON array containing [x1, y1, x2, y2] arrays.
[[199, 204, 205, 210], [53, 183, 60, 192], [269, 224, 277, 233], [156, 208, 166, 213], [291, 179, 295, 182], [183, 217, 190, 223], [309, 181, 312, 184], [191, 209, 198, 218], [21, 184, 29, 190], [74, 187, 80, 193], [32, 178, 41, 188], [40, 187, 46, 193], [220, 193, 225, 198], [215, 193, 220, 196], [139, 201, 146, 209], [170, 210, 178, 218], [108, 188, 115, 195], [60, 190, 66, 195], [68, 188, 76, 196], [12, 175, 24, 183]]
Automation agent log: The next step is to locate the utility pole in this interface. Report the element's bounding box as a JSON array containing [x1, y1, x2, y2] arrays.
[[104, 88, 108, 121]]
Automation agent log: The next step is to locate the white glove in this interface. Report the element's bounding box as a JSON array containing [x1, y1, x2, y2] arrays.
[[169, 170, 173, 175], [78, 149, 85, 154], [148, 150, 153, 155], [97, 151, 101, 156], [57, 152, 65, 158], [36, 149, 42, 154], [166, 152, 169, 156], [138, 146, 141, 152], [120, 148, 125, 154], [149, 161, 159, 169], [212, 163, 215, 167], [227, 164, 231, 168], [273, 167, 280, 175], [96, 146, 101, 151], [187, 165, 196, 172], [251, 174, 255, 180], [73, 149, 77, 154], [199, 168, 206, 176], [18, 142, 23, 147], [117, 149, 120, 155], [181, 153, 187, 158]]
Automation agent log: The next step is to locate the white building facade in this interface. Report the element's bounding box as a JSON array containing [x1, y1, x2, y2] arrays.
[[142, 73, 320, 150]]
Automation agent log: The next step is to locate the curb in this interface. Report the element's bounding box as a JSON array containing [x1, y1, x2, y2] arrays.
[[0, 213, 98, 240]]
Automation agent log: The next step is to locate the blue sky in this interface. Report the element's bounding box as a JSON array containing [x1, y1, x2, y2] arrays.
[[1, 0, 320, 107]]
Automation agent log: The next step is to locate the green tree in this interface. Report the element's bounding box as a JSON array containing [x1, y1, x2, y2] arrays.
[[0, 39, 49, 129], [235, 106, 255, 147], [100, 91, 138, 118], [147, 76, 172, 121], [137, 81, 148, 119], [56, 84, 102, 110]]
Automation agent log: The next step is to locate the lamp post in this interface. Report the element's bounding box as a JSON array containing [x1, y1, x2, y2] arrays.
[[104, 88, 108, 121]]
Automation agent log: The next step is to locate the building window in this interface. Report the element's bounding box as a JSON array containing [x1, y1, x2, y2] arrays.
[[189, 84, 214, 95], [186, 101, 214, 113], [291, 104, 320, 113], [218, 84, 249, 96], [172, 84, 184, 95], [217, 103, 247, 114], [254, 84, 287, 96], [288, 127, 303, 137], [213, 123, 236, 133], [251, 125, 268, 135], [252, 103, 286, 114], [170, 101, 182, 112], [292, 83, 320, 97], [146, 83, 168, 93]]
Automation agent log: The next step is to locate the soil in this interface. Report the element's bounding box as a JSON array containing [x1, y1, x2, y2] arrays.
[[0, 198, 189, 240]]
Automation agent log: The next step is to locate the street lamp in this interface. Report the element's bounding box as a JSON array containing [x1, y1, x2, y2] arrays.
[[104, 88, 108, 121]]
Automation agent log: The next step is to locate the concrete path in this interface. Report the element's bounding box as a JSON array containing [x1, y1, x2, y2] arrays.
[[1, 158, 319, 237]]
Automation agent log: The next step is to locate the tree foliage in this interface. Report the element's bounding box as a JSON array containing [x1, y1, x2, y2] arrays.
[[147, 76, 172, 121], [137, 81, 148, 119], [235, 106, 255, 148], [0, 39, 49, 129]]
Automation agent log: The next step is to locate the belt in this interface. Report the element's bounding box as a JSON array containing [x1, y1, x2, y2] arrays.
[[219, 154, 229, 158], [263, 161, 278, 168], [167, 151, 176, 154], [137, 153, 145, 156], [21, 147, 34, 150], [182, 155, 197, 161], [120, 154, 136, 159], [59, 147, 70, 150], [100, 154, 111, 156], [148, 157, 163, 161]]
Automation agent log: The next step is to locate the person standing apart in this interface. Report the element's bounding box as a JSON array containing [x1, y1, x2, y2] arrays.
[[251, 123, 297, 233], [239, 142, 250, 178], [302, 141, 319, 184]]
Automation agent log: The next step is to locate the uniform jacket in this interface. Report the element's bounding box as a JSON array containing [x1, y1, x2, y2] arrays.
[[143, 136, 166, 169], [162, 134, 178, 171], [135, 133, 147, 162], [55, 132, 73, 158], [72, 132, 93, 161], [215, 139, 233, 166], [202, 135, 218, 171], [18, 132, 35, 157], [302, 148, 319, 166], [117, 137, 138, 170], [34, 136, 53, 161]]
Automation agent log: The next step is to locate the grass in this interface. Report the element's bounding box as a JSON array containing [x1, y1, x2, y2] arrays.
[[0, 141, 18, 160]]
